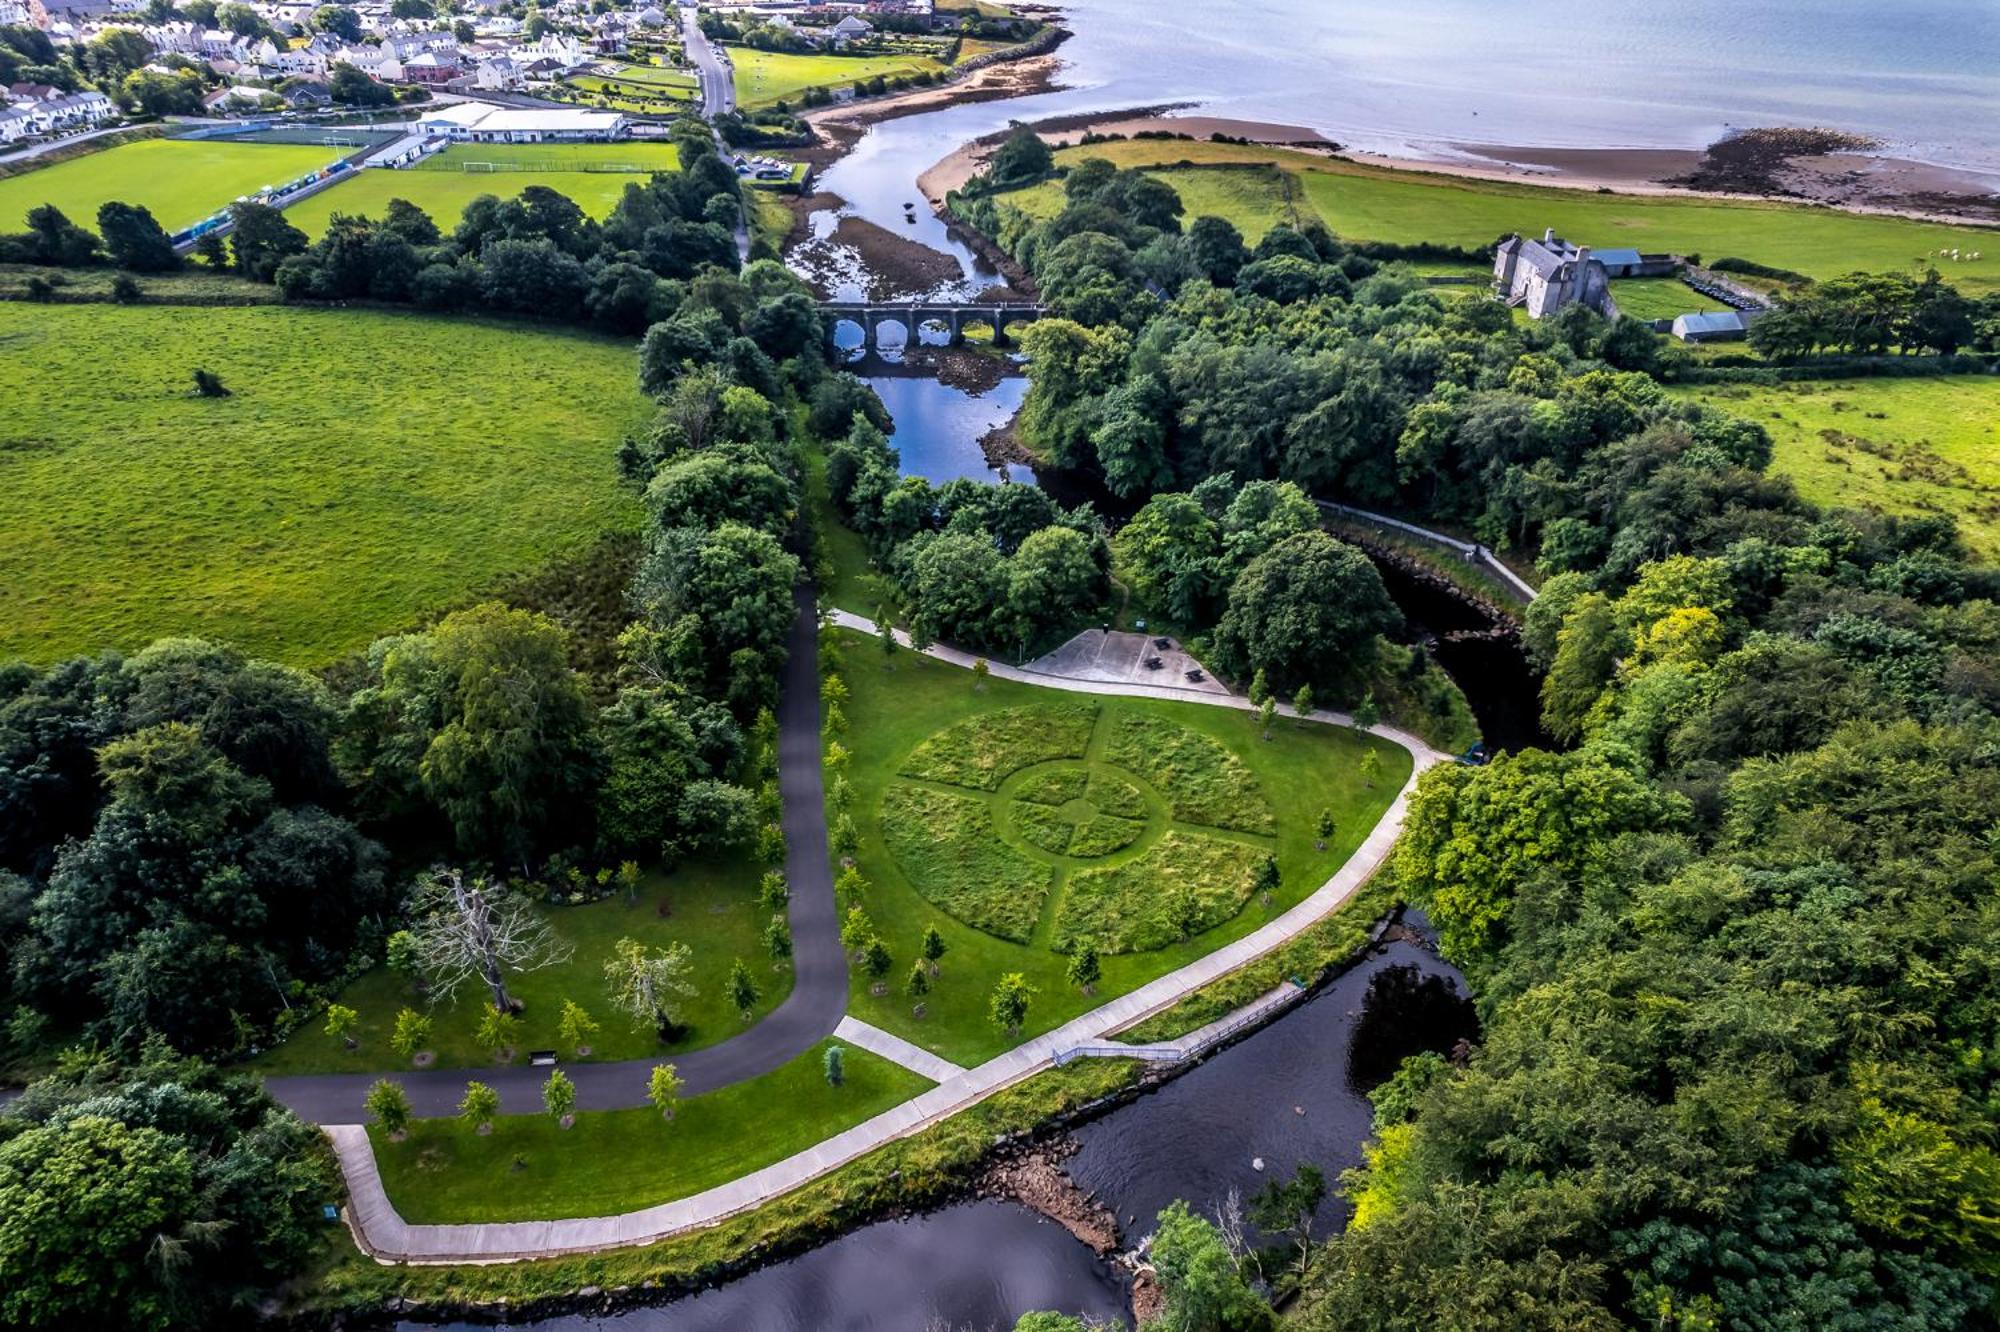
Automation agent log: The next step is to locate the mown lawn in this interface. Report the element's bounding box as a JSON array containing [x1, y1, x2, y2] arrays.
[[1019, 142, 2000, 294], [254, 855, 787, 1077], [829, 628, 1408, 1065], [407, 142, 684, 172], [0, 302, 648, 666], [0, 137, 346, 233], [729, 46, 944, 108], [287, 151, 657, 236], [369, 1040, 931, 1222], [1675, 376, 2000, 557], [1609, 276, 1731, 321]]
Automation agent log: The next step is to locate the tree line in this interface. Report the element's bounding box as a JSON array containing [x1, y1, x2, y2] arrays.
[[946, 135, 2000, 1325]]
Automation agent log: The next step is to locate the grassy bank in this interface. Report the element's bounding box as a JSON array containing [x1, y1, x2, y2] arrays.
[[287, 144, 676, 236], [0, 137, 345, 232], [1004, 142, 1999, 294], [830, 628, 1409, 1065], [369, 1040, 931, 1223], [254, 855, 784, 1078], [730, 47, 945, 109], [296, 1059, 1139, 1318], [0, 302, 648, 666], [1674, 375, 2000, 557]]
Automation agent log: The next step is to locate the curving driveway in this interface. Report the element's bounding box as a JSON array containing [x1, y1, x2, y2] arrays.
[[324, 606, 1449, 1262], [264, 586, 845, 1123]]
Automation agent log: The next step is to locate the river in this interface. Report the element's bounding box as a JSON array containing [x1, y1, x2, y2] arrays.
[[403, 936, 1473, 1331]]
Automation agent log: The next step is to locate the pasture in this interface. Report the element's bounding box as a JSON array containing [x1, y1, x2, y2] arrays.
[[0, 137, 346, 233], [1023, 142, 2000, 294], [0, 302, 649, 666], [833, 629, 1407, 1064], [729, 47, 945, 108], [1608, 277, 1731, 320], [1677, 376, 2000, 557]]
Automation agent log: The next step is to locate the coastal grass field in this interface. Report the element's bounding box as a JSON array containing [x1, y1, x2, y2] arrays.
[[287, 146, 675, 235], [729, 47, 945, 109], [0, 137, 345, 233], [1012, 142, 2000, 294], [254, 854, 787, 1078], [369, 1040, 931, 1223], [830, 628, 1407, 1065], [566, 62, 700, 113], [1676, 376, 2000, 557], [0, 302, 648, 666]]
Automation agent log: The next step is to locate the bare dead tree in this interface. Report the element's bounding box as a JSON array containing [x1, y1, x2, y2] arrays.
[[407, 867, 573, 1014]]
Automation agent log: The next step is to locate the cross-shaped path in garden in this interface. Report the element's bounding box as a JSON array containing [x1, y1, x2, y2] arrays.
[[312, 603, 1451, 1263]]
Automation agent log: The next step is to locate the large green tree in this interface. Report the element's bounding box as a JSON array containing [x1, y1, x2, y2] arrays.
[[1211, 530, 1400, 693]]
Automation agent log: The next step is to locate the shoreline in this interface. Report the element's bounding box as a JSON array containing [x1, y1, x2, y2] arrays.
[[915, 105, 2000, 229]]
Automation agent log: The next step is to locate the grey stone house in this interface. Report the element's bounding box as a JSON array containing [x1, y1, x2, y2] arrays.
[[1493, 228, 1616, 319]]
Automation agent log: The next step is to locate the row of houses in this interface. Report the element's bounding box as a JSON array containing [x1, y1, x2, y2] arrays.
[[0, 84, 114, 143]]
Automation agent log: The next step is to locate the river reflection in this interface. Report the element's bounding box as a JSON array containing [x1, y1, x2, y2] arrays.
[[407, 1201, 1130, 1331], [866, 373, 1034, 485]]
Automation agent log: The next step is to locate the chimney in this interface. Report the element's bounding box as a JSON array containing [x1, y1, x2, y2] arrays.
[[1543, 227, 1556, 244], [1576, 245, 1592, 267]]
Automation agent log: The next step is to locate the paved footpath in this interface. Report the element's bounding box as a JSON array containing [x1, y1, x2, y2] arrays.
[[328, 610, 1448, 1263]]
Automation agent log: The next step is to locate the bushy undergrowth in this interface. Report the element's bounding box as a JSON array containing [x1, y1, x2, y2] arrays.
[[879, 782, 1052, 940], [898, 702, 1098, 789], [1057, 830, 1266, 954], [1102, 713, 1276, 834]]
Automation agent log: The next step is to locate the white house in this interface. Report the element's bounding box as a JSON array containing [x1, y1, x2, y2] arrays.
[[826, 13, 871, 45], [518, 31, 588, 68], [0, 104, 35, 143]]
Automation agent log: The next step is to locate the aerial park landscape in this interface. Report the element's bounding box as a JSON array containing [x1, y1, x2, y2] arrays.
[[0, 0, 1998, 1328]]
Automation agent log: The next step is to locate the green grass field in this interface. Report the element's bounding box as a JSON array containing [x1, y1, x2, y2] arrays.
[[0, 137, 347, 233], [287, 149, 665, 236], [1676, 376, 2000, 557], [729, 47, 945, 109], [1608, 277, 1731, 321], [408, 142, 684, 173], [831, 629, 1408, 1064], [255, 855, 786, 1077], [1014, 142, 2000, 295], [370, 1040, 930, 1222], [0, 302, 648, 666]]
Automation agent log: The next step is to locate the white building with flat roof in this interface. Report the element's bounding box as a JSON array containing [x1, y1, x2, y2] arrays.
[[416, 100, 627, 141]]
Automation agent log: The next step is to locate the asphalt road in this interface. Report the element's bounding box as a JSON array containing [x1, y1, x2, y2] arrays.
[[263, 586, 846, 1123], [681, 5, 736, 119]]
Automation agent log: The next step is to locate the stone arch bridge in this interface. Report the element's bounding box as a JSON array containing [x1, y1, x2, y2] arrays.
[[820, 301, 1046, 351]]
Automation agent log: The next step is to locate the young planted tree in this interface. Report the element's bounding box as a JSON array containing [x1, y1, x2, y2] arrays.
[[862, 936, 893, 985], [1292, 683, 1315, 724], [1254, 854, 1281, 901], [972, 658, 990, 690], [822, 700, 848, 738], [407, 867, 573, 1015], [835, 865, 869, 909], [1317, 808, 1335, 850], [1248, 668, 1271, 707], [648, 1063, 683, 1120], [760, 870, 790, 910], [384, 929, 421, 993], [543, 1069, 576, 1127], [920, 924, 947, 976], [820, 674, 849, 708], [823, 1044, 845, 1087], [1352, 693, 1381, 730], [604, 937, 697, 1038], [557, 999, 598, 1057], [840, 905, 875, 955], [1361, 749, 1383, 788], [1066, 943, 1101, 995], [365, 1079, 411, 1138], [989, 973, 1036, 1035], [765, 911, 793, 962], [756, 822, 787, 865], [830, 812, 860, 861], [459, 1080, 500, 1135], [1258, 696, 1277, 739], [878, 612, 898, 661], [476, 1008, 521, 1062], [826, 774, 853, 814], [390, 1008, 431, 1063], [323, 1004, 359, 1050], [617, 859, 642, 906], [905, 959, 931, 1000], [728, 959, 760, 1019]]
